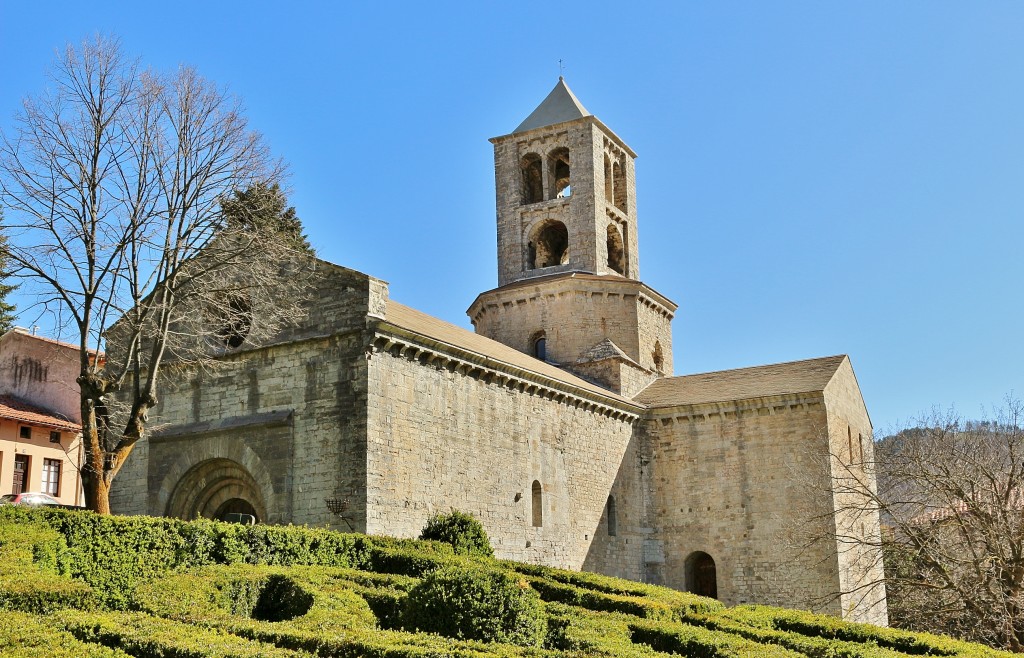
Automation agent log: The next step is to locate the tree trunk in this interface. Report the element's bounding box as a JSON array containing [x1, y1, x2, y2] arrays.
[[83, 474, 111, 515]]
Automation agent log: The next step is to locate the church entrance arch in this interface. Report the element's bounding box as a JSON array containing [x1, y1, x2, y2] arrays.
[[166, 458, 267, 522]]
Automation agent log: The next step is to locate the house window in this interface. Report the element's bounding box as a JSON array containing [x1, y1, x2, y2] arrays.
[[606, 495, 617, 536], [19, 426, 31, 440], [49, 431, 61, 444], [41, 459, 61, 496], [531, 480, 543, 527]]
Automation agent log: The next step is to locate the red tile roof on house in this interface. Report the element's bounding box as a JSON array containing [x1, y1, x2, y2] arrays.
[[0, 395, 80, 432]]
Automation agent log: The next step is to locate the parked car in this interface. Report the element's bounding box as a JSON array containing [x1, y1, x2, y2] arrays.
[[0, 492, 61, 506]]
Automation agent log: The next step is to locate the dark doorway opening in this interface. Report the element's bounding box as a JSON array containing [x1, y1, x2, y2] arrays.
[[685, 551, 718, 599], [215, 497, 259, 523]]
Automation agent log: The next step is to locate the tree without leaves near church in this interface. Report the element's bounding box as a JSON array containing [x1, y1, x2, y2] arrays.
[[0, 209, 18, 333], [797, 400, 1024, 652], [0, 36, 314, 514]]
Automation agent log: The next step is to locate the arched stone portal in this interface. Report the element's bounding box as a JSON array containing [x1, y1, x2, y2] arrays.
[[684, 551, 718, 599], [166, 458, 268, 522]]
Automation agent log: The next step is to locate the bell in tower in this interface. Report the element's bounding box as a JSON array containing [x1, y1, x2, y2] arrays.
[[467, 79, 677, 397]]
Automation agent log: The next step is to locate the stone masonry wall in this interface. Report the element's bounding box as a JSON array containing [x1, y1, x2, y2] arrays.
[[643, 395, 843, 614], [111, 265, 377, 531], [470, 276, 674, 371], [364, 342, 646, 579], [824, 359, 889, 626]]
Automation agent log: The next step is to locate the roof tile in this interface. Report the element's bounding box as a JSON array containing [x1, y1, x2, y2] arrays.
[[0, 395, 80, 432], [634, 355, 847, 408]]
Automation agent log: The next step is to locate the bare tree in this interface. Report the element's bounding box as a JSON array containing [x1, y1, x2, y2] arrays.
[[0, 36, 312, 514], [811, 400, 1024, 651]]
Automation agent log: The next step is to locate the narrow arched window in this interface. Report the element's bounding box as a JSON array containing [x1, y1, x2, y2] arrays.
[[612, 159, 627, 210], [521, 153, 543, 204], [533, 333, 547, 361], [606, 223, 625, 275], [532, 480, 543, 527], [652, 341, 664, 373], [604, 154, 613, 203], [848, 427, 854, 463], [548, 147, 570, 199], [606, 495, 617, 536]]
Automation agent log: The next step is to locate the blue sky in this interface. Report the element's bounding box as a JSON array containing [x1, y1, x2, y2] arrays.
[[1, 2, 1022, 433]]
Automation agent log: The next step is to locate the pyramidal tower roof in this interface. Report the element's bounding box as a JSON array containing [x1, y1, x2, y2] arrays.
[[513, 77, 591, 134]]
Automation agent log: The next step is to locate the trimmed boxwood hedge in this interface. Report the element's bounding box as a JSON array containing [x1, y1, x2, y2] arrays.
[[403, 566, 546, 647], [419, 510, 495, 557], [0, 506, 1017, 658], [0, 611, 132, 658]]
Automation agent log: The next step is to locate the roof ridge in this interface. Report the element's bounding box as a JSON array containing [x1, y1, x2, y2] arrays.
[[381, 300, 635, 406], [633, 355, 851, 408], [671, 354, 848, 380]]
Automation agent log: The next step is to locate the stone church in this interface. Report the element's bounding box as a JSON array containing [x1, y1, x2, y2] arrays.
[[110, 79, 887, 624]]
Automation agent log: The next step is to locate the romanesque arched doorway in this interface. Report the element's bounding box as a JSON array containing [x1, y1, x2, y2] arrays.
[[166, 458, 267, 522], [684, 551, 718, 599]]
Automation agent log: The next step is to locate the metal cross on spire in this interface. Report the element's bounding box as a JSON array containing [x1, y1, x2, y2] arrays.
[[559, 59, 565, 79]]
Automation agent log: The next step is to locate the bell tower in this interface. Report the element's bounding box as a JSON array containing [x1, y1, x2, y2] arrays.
[[491, 77, 640, 285], [467, 79, 677, 397]]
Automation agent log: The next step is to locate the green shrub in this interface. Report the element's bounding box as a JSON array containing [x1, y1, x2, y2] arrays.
[[544, 603, 667, 656], [714, 605, 1014, 658], [630, 619, 805, 657], [404, 566, 546, 647], [133, 564, 378, 633], [506, 561, 722, 618], [1, 506, 1018, 657], [0, 611, 132, 657], [56, 609, 313, 658], [0, 521, 95, 613], [419, 510, 494, 557]]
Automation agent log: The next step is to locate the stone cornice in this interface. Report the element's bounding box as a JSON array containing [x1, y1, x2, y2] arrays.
[[369, 324, 643, 422], [490, 115, 637, 159], [467, 273, 676, 324], [643, 391, 827, 424], [151, 409, 293, 442]]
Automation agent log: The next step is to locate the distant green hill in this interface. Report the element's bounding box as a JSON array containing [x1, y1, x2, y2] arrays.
[[0, 507, 1011, 657]]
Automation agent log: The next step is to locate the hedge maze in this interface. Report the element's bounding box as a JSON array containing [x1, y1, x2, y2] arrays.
[[0, 507, 1013, 657]]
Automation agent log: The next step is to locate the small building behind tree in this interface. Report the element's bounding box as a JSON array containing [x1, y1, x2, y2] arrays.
[[0, 328, 83, 505]]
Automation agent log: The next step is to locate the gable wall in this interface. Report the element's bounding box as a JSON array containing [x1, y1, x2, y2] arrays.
[[110, 267, 377, 529], [823, 359, 888, 625], [642, 395, 844, 613]]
